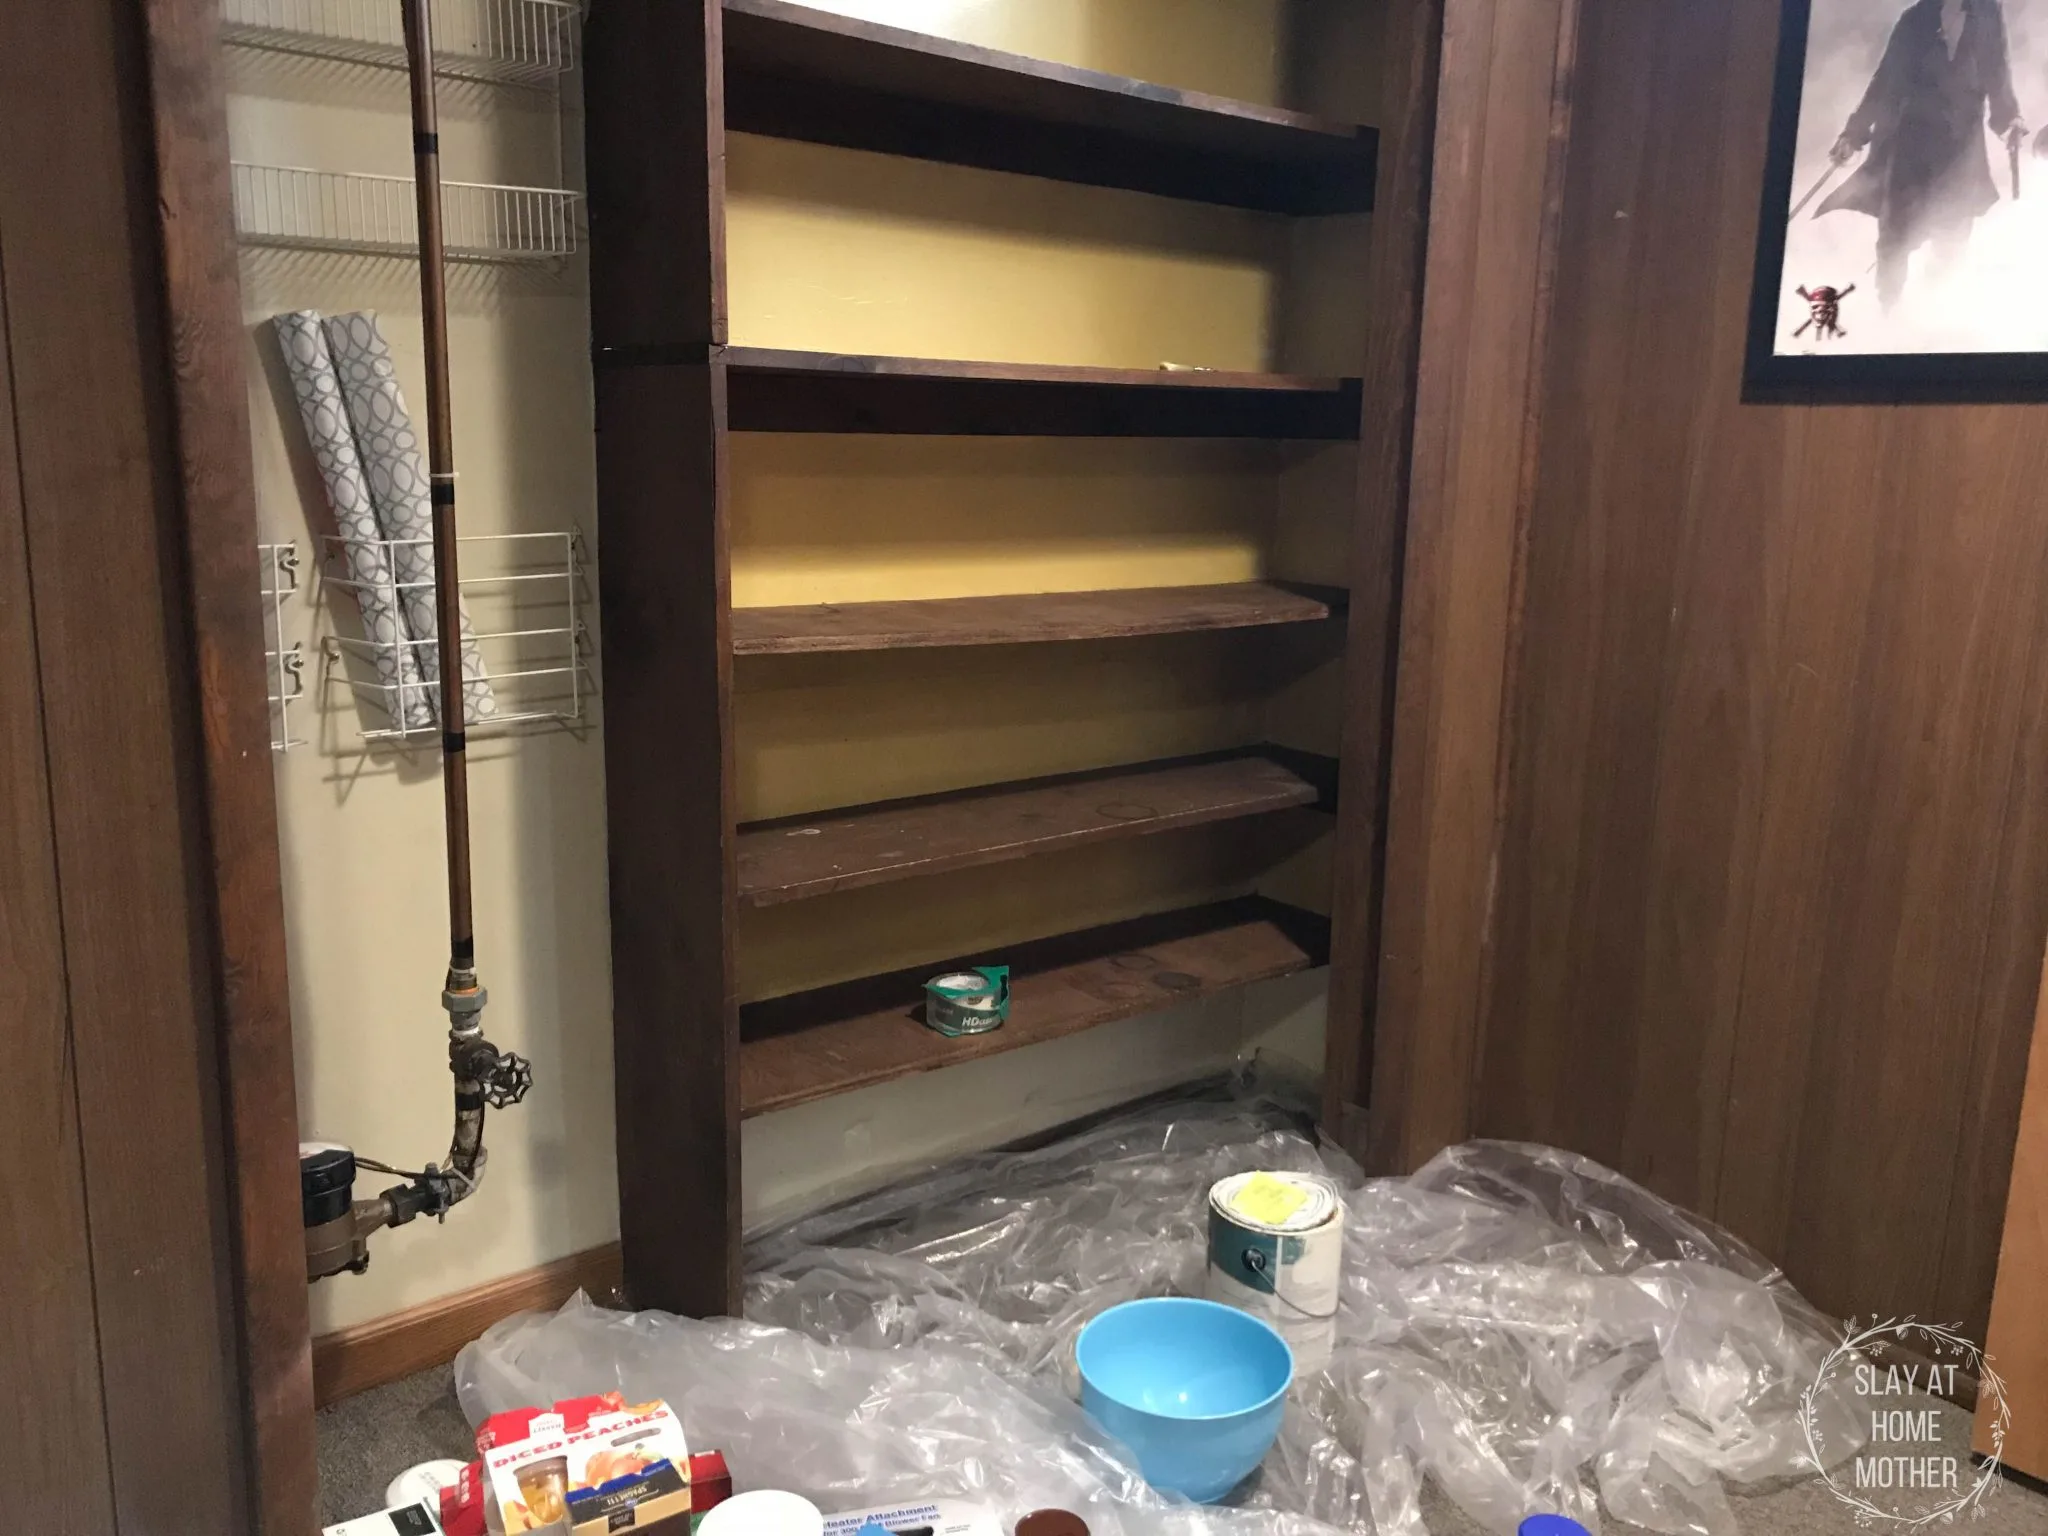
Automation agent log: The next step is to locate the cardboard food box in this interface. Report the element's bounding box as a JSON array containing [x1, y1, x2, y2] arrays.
[[483, 1400, 690, 1534]]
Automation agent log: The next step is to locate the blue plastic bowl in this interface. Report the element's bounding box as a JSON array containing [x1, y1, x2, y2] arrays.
[[1076, 1297, 1294, 1503]]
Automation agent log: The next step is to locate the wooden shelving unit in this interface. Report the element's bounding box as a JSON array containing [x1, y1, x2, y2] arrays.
[[587, 0, 1422, 1317]]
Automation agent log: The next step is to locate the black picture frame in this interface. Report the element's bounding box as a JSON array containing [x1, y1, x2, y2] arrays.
[[1744, 0, 2048, 402]]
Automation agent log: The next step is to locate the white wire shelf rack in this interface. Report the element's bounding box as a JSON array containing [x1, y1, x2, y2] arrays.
[[260, 542, 307, 752], [232, 163, 581, 262], [221, 0, 577, 86], [320, 529, 595, 748]]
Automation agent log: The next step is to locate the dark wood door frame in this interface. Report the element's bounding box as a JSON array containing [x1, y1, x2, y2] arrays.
[[1347, 0, 1583, 1173], [1319, 0, 1447, 1156]]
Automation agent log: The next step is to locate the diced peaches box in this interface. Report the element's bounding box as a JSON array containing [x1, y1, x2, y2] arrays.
[[481, 1398, 690, 1534]]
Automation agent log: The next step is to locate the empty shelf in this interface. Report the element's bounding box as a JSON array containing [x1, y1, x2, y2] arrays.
[[739, 751, 1324, 907], [722, 348, 1363, 438], [739, 897, 1330, 1116], [721, 0, 1377, 215], [731, 580, 1338, 654]]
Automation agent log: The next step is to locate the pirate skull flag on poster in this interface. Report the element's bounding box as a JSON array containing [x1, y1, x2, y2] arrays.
[[1751, 0, 2048, 387]]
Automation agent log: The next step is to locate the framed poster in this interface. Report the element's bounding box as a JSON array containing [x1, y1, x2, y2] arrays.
[[1746, 0, 2048, 396]]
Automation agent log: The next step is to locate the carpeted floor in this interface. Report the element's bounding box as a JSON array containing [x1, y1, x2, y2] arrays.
[[319, 1365, 2048, 1536], [318, 1368, 475, 1526]]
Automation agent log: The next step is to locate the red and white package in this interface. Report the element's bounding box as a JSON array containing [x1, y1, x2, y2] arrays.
[[552, 1393, 628, 1433], [688, 1452, 732, 1519], [438, 1460, 489, 1536], [477, 1392, 628, 1457], [477, 1409, 549, 1457]]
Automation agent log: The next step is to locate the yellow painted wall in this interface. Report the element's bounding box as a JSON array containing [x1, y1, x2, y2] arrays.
[[730, 436, 1279, 607], [237, 0, 1346, 1340], [728, 136, 1287, 371], [737, 631, 1269, 817], [786, 0, 1290, 104]]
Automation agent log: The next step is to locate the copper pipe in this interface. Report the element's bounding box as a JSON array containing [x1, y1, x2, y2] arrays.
[[401, 0, 474, 984]]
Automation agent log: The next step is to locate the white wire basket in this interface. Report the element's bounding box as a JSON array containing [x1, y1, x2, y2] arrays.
[[260, 542, 308, 752], [221, 0, 577, 86], [232, 163, 581, 262], [321, 529, 595, 747]]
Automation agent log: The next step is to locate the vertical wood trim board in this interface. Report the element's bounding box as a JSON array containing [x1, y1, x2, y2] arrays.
[[139, 0, 319, 1527], [586, 0, 728, 354], [588, 0, 743, 1318], [1320, 0, 1444, 1151], [1365, 0, 1581, 1172], [596, 362, 743, 1319]]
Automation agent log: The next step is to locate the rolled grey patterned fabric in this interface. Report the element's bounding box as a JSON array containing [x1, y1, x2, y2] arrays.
[[322, 310, 498, 724], [273, 310, 435, 731]]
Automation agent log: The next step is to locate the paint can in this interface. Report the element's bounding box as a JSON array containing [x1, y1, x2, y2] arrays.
[[923, 967, 1009, 1037], [1205, 1170, 1343, 1375]]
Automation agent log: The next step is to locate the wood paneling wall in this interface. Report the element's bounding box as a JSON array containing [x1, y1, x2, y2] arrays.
[[0, 0, 315, 1528], [1388, 0, 2048, 1340], [0, 175, 119, 1536]]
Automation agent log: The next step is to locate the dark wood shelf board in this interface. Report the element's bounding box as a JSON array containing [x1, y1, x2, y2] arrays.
[[738, 750, 1325, 906], [722, 0, 1378, 215], [739, 897, 1331, 1116], [732, 580, 1340, 654], [730, 347, 1349, 392], [722, 347, 1364, 437]]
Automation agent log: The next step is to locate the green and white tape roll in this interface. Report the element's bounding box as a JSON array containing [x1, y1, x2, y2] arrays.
[[924, 967, 1010, 1037]]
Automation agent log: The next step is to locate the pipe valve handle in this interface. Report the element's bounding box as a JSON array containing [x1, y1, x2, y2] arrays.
[[484, 1050, 534, 1109]]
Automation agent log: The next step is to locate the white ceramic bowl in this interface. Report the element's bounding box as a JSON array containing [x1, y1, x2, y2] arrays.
[[697, 1489, 825, 1536]]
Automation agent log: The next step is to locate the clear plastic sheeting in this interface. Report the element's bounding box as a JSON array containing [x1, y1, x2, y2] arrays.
[[456, 1084, 1862, 1536]]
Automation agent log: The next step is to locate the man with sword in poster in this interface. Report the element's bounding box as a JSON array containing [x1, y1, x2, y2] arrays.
[[1798, 0, 2029, 309]]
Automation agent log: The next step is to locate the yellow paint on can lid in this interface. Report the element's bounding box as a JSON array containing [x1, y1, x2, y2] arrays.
[[1212, 1170, 1338, 1233], [1229, 1172, 1312, 1226]]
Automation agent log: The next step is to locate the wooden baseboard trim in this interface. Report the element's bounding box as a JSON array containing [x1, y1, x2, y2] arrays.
[[313, 1243, 623, 1408]]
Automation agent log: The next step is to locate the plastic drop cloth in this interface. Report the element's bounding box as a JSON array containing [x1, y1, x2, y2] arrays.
[[456, 1082, 1862, 1536]]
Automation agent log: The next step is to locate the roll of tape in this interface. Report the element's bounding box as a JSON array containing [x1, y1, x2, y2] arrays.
[[924, 967, 1010, 1037]]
